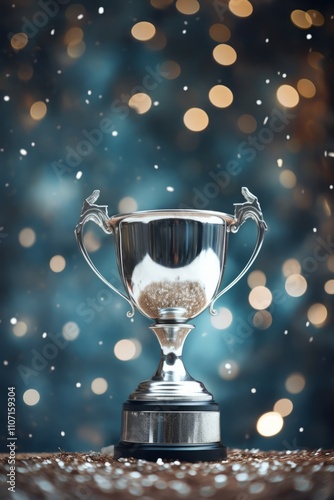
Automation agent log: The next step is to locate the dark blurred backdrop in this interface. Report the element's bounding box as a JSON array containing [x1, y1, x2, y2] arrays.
[[0, 0, 333, 453]]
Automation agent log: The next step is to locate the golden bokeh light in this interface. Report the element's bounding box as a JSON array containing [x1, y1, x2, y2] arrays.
[[160, 60, 181, 79], [91, 377, 108, 395], [67, 40, 86, 58], [256, 412, 284, 437], [208, 85, 233, 108], [30, 101, 47, 121], [114, 339, 139, 361], [238, 114, 257, 134], [18, 228, 36, 248], [248, 286, 272, 310], [64, 27, 84, 45], [282, 258, 301, 277], [253, 310, 272, 330], [279, 169, 297, 189], [175, 0, 200, 15], [209, 24, 231, 43], [83, 230, 101, 252], [145, 30, 167, 51], [324, 279, 334, 295], [276, 85, 299, 108], [128, 93, 152, 114], [285, 373, 305, 394], [49, 255, 66, 273], [11, 33, 28, 51], [290, 9, 312, 29], [13, 321, 28, 337], [213, 44, 237, 66], [285, 273, 307, 297], [328, 255, 334, 272], [307, 303, 327, 326], [18, 64, 34, 81], [210, 307, 233, 330], [183, 107, 209, 132], [229, 0, 253, 18], [297, 79, 316, 98], [247, 270, 266, 288], [218, 360, 239, 380], [118, 196, 138, 213], [307, 9, 325, 27], [23, 389, 40, 406], [273, 398, 293, 417], [131, 21, 156, 41], [308, 50, 325, 70]]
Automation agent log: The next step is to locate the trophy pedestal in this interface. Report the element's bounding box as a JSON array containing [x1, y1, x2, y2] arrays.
[[114, 400, 227, 462]]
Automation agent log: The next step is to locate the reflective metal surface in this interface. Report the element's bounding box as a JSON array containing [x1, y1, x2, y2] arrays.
[[75, 188, 267, 455], [121, 410, 221, 444]]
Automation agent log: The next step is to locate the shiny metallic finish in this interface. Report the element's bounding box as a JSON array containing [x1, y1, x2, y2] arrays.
[[75, 187, 267, 323], [121, 410, 221, 444], [129, 324, 213, 401], [75, 187, 267, 456]]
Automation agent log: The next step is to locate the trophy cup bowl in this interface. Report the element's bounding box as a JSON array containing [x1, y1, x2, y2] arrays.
[[75, 187, 267, 462]]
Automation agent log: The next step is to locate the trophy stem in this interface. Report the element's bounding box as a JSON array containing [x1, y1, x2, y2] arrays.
[[128, 324, 213, 401]]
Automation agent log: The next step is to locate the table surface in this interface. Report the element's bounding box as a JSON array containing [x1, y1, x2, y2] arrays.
[[1, 448, 334, 499]]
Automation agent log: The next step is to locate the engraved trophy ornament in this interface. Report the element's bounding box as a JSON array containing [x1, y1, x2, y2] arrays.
[[75, 187, 267, 462]]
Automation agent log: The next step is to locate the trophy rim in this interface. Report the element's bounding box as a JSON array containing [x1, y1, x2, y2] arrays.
[[110, 208, 235, 226]]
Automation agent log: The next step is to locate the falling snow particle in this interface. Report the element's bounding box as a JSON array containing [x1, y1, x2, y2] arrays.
[[299, 427, 304, 432], [20, 149, 28, 156], [42, 332, 47, 338], [61, 431, 65, 436], [51, 29, 55, 35], [4, 96, 10, 102], [76, 171, 83, 180], [251, 388, 256, 394], [306, 34, 312, 40], [77, 13, 84, 19], [166, 186, 174, 192], [154, 164, 159, 170], [112, 131, 118, 137], [183, 86, 188, 91], [10, 318, 17, 325], [284, 330, 288, 335], [76, 382, 81, 388], [313, 228, 317, 233], [256, 100, 262, 105], [98, 7, 104, 14], [306, 321, 310, 327], [265, 38, 269, 43]]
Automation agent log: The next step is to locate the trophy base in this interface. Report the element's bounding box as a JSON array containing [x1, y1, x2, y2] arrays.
[[114, 441, 227, 462], [114, 400, 227, 462]]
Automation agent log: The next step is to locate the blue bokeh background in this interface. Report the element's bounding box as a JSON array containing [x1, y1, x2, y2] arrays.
[[0, 0, 333, 453]]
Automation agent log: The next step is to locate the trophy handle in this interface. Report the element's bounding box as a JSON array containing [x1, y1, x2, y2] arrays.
[[209, 187, 268, 316], [74, 190, 135, 318]]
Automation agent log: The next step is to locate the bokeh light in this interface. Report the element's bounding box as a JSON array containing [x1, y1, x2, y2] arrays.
[[183, 108, 209, 132], [297, 79, 316, 98], [118, 196, 138, 213], [30, 101, 47, 120], [285, 274, 307, 297], [209, 85, 234, 108], [324, 280, 334, 295], [256, 412, 284, 437], [114, 339, 141, 361], [307, 303, 327, 326], [10, 33, 28, 50], [285, 373, 306, 394], [253, 310, 272, 330], [282, 259, 301, 277], [49, 255, 66, 273], [248, 286, 272, 310], [131, 21, 156, 41], [128, 93, 152, 114], [209, 24, 231, 43], [273, 398, 293, 417], [91, 377, 108, 395], [210, 307, 233, 329], [238, 114, 257, 134], [23, 389, 40, 406], [218, 360, 239, 380], [18, 228, 36, 248], [279, 170, 297, 189], [247, 270, 266, 288], [175, 0, 200, 15], [13, 321, 28, 337], [229, 0, 253, 17], [62, 321, 80, 341], [212, 44, 237, 66], [276, 85, 299, 108], [290, 9, 312, 29]]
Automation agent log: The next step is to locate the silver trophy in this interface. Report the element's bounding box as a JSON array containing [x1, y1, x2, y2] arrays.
[[75, 187, 267, 461]]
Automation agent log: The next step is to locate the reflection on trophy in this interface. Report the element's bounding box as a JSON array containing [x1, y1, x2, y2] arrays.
[[75, 187, 267, 461]]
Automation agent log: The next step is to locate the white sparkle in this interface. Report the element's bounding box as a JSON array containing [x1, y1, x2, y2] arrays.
[[76, 382, 81, 388], [3, 360, 9, 366], [42, 332, 47, 338], [299, 427, 304, 432], [313, 227, 317, 233], [4, 96, 10, 102], [77, 13, 84, 19], [20, 149, 27, 156], [166, 186, 174, 192], [286, 135, 290, 140], [51, 29, 55, 35], [98, 7, 104, 14], [265, 38, 269, 43], [306, 34, 312, 40], [76, 171, 83, 180], [112, 130, 118, 136], [284, 330, 288, 335], [87, 90, 92, 95], [183, 86, 188, 91], [265, 79, 270, 84], [256, 100, 262, 105], [251, 388, 256, 393], [61, 431, 65, 436], [154, 164, 159, 169], [10, 318, 17, 325], [282, 73, 287, 78], [153, 101, 159, 106]]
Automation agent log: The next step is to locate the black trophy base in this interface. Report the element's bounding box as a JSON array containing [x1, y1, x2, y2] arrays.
[[114, 441, 227, 462], [114, 400, 227, 462]]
